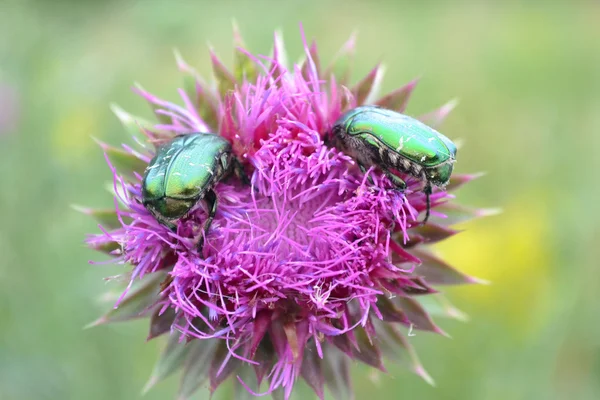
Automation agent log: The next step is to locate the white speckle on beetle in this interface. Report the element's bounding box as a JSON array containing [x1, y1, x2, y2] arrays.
[[173, 172, 182, 177], [420, 156, 426, 162], [396, 137, 405, 152], [428, 137, 436, 143]]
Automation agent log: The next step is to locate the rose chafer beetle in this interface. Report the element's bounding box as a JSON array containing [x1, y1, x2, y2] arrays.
[[328, 105, 457, 223], [142, 133, 247, 252]]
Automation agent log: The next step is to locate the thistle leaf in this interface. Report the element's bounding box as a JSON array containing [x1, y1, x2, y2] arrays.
[[88, 271, 166, 326], [412, 249, 482, 286], [178, 339, 219, 399], [376, 78, 419, 113], [143, 332, 191, 393]]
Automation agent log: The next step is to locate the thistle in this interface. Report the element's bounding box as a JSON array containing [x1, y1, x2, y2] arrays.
[[81, 26, 489, 400]]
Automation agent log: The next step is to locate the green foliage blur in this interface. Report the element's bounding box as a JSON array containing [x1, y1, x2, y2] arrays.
[[1, 1, 599, 399]]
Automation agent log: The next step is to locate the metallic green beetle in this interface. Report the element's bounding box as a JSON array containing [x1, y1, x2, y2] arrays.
[[142, 133, 246, 252], [328, 105, 457, 223]]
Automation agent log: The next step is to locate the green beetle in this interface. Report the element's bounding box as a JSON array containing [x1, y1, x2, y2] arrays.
[[142, 133, 246, 252], [328, 105, 457, 223]]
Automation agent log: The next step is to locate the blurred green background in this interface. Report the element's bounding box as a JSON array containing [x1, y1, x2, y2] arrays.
[[1, 1, 599, 399]]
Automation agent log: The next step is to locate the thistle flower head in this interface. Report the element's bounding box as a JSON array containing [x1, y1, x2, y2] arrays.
[[82, 26, 488, 400]]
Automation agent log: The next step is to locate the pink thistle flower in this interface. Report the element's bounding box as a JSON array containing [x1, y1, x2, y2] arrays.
[[81, 26, 490, 400]]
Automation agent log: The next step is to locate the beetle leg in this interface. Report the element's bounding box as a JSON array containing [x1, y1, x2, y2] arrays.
[[233, 158, 251, 186], [197, 189, 218, 253], [421, 182, 432, 225], [383, 169, 407, 191], [358, 163, 375, 185]]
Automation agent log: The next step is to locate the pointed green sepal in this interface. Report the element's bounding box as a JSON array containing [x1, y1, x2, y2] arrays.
[[143, 332, 192, 394], [352, 64, 383, 105], [174, 49, 220, 131], [178, 339, 219, 399], [210, 48, 236, 99], [134, 83, 173, 125], [148, 307, 177, 341], [352, 325, 385, 371], [374, 320, 435, 385], [446, 172, 486, 192], [300, 40, 321, 83], [88, 239, 122, 255], [233, 365, 259, 400], [324, 32, 357, 86], [209, 341, 241, 394], [404, 223, 460, 248], [270, 30, 289, 81], [376, 78, 419, 113], [432, 203, 501, 226], [416, 294, 470, 322], [110, 104, 160, 146], [71, 205, 126, 230], [322, 345, 353, 400], [419, 99, 458, 128], [86, 271, 166, 327], [393, 296, 449, 337], [301, 342, 325, 400], [412, 249, 485, 286], [232, 24, 258, 84], [97, 139, 147, 181]]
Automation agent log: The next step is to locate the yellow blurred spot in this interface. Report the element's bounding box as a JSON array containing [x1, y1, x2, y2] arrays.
[[51, 105, 97, 166], [434, 191, 553, 340]]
